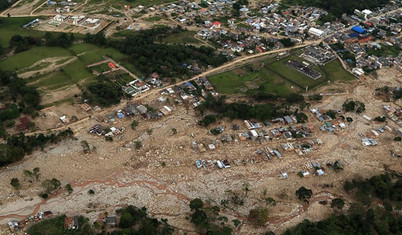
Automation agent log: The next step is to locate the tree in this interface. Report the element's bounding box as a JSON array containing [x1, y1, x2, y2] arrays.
[[248, 207, 268, 226], [190, 198, 204, 211], [296, 187, 313, 203], [172, 128, 177, 135], [296, 113, 308, 123], [88, 189, 95, 195], [135, 140, 142, 149], [131, 120, 139, 130], [80, 140, 90, 153], [65, 184, 73, 194], [10, 178, 20, 189], [41, 178, 61, 194], [119, 212, 133, 228], [232, 219, 241, 228], [331, 198, 345, 211], [265, 197, 276, 206], [190, 209, 209, 228], [33, 167, 40, 181], [24, 169, 33, 180]]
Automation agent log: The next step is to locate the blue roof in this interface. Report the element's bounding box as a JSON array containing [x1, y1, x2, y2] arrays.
[[351, 26, 366, 34]]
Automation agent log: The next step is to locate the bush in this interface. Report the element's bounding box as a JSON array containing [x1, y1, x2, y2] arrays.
[[10, 178, 20, 189], [393, 136, 401, 141], [296, 187, 312, 202], [199, 115, 217, 127], [65, 184, 73, 194], [88, 189, 95, 195], [248, 207, 268, 226], [190, 198, 204, 211]]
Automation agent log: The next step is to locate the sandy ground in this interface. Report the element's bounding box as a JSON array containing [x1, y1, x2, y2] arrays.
[[0, 68, 401, 234]]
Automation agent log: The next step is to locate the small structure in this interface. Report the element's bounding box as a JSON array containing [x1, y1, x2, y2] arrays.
[[105, 215, 116, 227]]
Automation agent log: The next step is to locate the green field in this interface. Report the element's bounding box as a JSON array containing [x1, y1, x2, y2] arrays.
[[28, 71, 74, 90], [144, 16, 162, 22], [209, 67, 297, 96], [77, 47, 123, 65], [266, 55, 354, 90], [161, 30, 200, 45], [0, 17, 47, 48], [0, 46, 72, 71], [69, 43, 100, 55], [61, 60, 94, 83], [209, 54, 355, 96]]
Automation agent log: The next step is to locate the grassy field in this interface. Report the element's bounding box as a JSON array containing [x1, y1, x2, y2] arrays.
[[144, 16, 162, 22], [366, 44, 401, 57], [29, 71, 74, 90], [161, 31, 200, 45], [78, 47, 123, 65], [0, 17, 47, 48], [0, 46, 72, 71], [210, 54, 354, 96], [267, 56, 323, 89], [209, 67, 296, 96], [266, 55, 355, 90], [61, 60, 93, 83], [69, 43, 100, 55]]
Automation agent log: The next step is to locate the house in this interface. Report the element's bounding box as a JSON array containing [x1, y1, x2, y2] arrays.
[[308, 27, 325, 37], [105, 215, 116, 227], [135, 105, 148, 114], [316, 169, 325, 176], [16, 117, 30, 131], [80, 103, 92, 112], [60, 115, 69, 124], [213, 21, 221, 28], [125, 103, 139, 115], [65, 216, 79, 229]]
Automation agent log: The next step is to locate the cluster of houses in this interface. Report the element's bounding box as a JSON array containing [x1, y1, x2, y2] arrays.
[[51, 15, 103, 29], [46, 0, 79, 13], [195, 159, 231, 169], [8, 211, 53, 233], [383, 105, 402, 126], [301, 46, 335, 65], [122, 79, 151, 97]]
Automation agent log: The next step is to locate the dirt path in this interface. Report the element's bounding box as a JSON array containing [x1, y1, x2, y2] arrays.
[[19, 56, 76, 79]]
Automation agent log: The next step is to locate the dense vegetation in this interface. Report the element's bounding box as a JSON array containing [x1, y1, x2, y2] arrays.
[[0, 129, 74, 166], [27, 215, 95, 235], [112, 205, 173, 234], [83, 79, 123, 107], [108, 26, 228, 79], [0, 0, 17, 12], [0, 70, 41, 137], [285, 173, 402, 235], [283, 0, 390, 18], [198, 95, 294, 121], [189, 198, 233, 234], [10, 32, 75, 53]]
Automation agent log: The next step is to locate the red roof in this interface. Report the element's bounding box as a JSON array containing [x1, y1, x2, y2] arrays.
[[108, 62, 116, 69], [213, 21, 221, 25], [365, 22, 372, 26]]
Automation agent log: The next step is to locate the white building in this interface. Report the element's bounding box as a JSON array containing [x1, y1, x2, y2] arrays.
[[308, 27, 325, 37]]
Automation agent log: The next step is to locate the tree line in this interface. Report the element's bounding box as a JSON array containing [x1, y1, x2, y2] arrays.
[[282, 0, 390, 18], [95, 26, 229, 79], [0, 70, 42, 138], [285, 173, 402, 234], [0, 129, 74, 167]]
